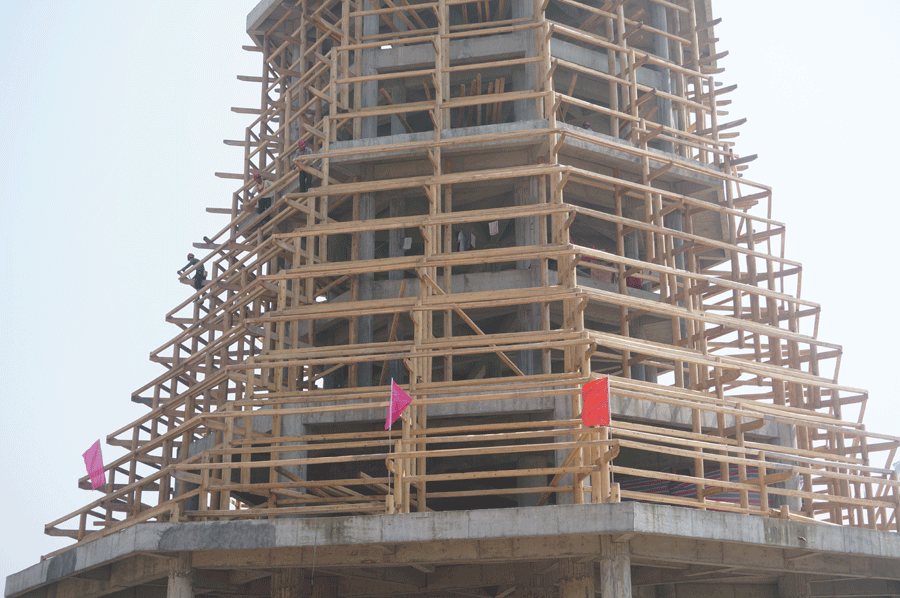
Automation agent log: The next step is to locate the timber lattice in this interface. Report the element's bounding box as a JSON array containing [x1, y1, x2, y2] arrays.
[[44, 0, 900, 554]]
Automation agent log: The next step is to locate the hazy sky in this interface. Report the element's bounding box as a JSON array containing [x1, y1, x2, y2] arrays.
[[1, 1, 898, 592]]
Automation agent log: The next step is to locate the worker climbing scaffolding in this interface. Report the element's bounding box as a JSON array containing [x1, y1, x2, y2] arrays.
[[295, 138, 316, 193], [251, 172, 272, 214], [177, 252, 206, 291]]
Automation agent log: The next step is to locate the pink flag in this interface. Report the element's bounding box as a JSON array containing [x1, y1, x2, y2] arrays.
[[581, 377, 610, 427], [385, 380, 413, 430], [82, 440, 107, 490]]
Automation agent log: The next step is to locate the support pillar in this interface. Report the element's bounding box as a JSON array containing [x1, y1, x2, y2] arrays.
[[389, 11, 409, 133], [271, 569, 304, 598], [357, 192, 375, 386], [663, 207, 687, 345], [624, 231, 645, 382], [390, 86, 407, 136], [388, 195, 406, 384], [512, 0, 536, 121], [622, 220, 656, 383], [167, 552, 193, 598], [656, 585, 677, 598], [771, 422, 802, 511], [516, 454, 547, 507], [515, 562, 552, 598], [288, 32, 303, 180], [280, 411, 307, 488], [515, 177, 541, 376], [778, 574, 811, 598], [360, 3, 379, 138], [600, 536, 632, 598], [649, 3, 674, 154], [552, 392, 575, 505], [311, 576, 338, 598], [558, 558, 594, 598], [514, 177, 539, 269], [389, 196, 407, 279]]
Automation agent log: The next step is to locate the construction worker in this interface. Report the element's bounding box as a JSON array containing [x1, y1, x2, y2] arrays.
[[295, 139, 315, 193], [178, 253, 198, 274], [582, 121, 592, 131], [252, 173, 272, 213], [457, 229, 468, 252], [178, 253, 206, 291]]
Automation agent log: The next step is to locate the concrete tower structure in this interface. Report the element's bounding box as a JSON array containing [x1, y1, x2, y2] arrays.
[[7, 1, 900, 597]]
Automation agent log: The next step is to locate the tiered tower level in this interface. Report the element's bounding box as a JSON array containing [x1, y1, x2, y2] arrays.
[[13, 1, 900, 597]]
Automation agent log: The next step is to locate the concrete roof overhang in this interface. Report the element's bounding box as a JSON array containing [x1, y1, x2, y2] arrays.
[[7, 503, 900, 597]]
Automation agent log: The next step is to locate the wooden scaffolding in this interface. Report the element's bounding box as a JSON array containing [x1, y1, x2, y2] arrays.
[[45, 0, 900, 552]]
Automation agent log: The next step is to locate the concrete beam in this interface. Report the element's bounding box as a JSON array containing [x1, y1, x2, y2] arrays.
[[809, 578, 900, 597], [375, 31, 528, 72], [246, 0, 280, 35]]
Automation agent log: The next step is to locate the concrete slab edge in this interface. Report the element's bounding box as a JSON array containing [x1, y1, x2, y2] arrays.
[[7, 502, 899, 596]]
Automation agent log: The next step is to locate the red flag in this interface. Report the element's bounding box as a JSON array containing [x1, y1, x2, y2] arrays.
[[385, 380, 413, 430], [82, 439, 107, 490], [582, 377, 610, 426]]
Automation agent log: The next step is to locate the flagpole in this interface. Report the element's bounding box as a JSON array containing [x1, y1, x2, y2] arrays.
[[386, 379, 413, 513], [388, 380, 393, 506]]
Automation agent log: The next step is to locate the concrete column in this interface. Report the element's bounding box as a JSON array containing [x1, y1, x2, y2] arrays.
[[778, 574, 811, 598], [656, 585, 677, 598], [622, 221, 656, 383], [516, 454, 547, 507], [280, 410, 307, 487], [312, 576, 338, 598], [649, 3, 674, 154], [663, 207, 688, 349], [770, 422, 802, 511], [558, 557, 595, 598], [663, 210, 685, 273], [285, 27, 303, 187], [514, 562, 550, 598], [516, 285, 541, 376], [387, 195, 406, 383], [391, 11, 407, 32], [513, 0, 536, 121], [515, 178, 539, 269], [624, 231, 645, 382], [390, 85, 408, 135], [552, 393, 575, 505], [389, 196, 406, 278], [515, 177, 541, 375], [388, 11, 409, 135], [167, 552, 193, 598], [357, 193, 375, 386], [600, 536, 632, 598], [624, 232, 640, 281], [290, 31, 303, 147], [179, 434, 216, 512], [360, 3, 379, 138], [271, 569, 304, 598]]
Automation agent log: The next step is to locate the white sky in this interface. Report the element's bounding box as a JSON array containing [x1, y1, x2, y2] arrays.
[[1, 1, 898, 592]]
